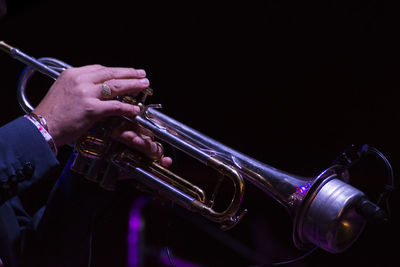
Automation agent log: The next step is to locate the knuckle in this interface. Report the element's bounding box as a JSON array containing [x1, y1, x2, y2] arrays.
[[83, 99, 97, 113], [130, 68, 140, 76], [91, 64, 104, 68], [110, 101, 123, 113], [124, 67, 140, 78], [80, 98, 100, 119], [110, 79, 121, 89], [60, 68, 84, 86], [99, 68, 114, 80], [59, 68, 74, 79]]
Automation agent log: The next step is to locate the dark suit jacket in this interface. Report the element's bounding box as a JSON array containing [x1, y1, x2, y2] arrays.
[[0, 117, 59, 267], [24, 156, 114, 267], [0, 117, 59, 205], [0, 117, 112, 267]]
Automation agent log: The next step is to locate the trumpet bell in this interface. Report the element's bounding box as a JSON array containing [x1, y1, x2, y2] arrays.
[[292, 169, 366, 253]]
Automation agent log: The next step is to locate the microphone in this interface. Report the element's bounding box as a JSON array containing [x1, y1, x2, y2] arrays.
[[356, 198, 388, 224]]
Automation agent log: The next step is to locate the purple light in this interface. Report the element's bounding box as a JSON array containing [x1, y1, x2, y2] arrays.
[[129, 214, 142, 229], [127, 196, 149, 267], [127, 197, 201, 267]]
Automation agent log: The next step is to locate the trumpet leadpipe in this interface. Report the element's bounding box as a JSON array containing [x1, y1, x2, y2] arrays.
[[0, 41, 60, 79]]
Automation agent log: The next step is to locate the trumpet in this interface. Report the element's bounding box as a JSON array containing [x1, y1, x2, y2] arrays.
[[0, 41, 389, 254]]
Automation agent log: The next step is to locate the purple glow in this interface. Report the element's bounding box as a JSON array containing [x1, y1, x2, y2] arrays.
[[129, 214, 142, 229], [127, 196, 149, 267], [127, 197, 201, 267]]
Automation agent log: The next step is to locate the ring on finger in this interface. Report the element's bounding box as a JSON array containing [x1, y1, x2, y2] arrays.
[[154, 141, 165, 159], [101, 83, 112, 100]]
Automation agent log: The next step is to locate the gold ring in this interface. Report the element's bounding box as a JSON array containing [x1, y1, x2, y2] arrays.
[[101, 83, 112, 100], [154, 141, 165, 160]]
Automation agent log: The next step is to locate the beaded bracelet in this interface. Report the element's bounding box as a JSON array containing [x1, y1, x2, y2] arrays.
[[24, 113, 57, 155], [29, 112, 49, 131]]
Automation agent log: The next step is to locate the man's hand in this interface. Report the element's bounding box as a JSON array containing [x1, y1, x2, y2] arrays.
[[111, 121, 173, 167], [33, 65, 149, 147], [33, 64, 172, 167]]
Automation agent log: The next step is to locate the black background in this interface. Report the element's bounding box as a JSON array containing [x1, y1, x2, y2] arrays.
[[1, 1, 399, 266]]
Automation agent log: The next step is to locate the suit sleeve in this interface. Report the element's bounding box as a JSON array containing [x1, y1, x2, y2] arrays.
[[0, 117, 60, 204]]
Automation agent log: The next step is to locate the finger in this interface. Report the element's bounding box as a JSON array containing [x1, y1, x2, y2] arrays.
[[111, 129, 140, 145], [56, 65, 106, 85], [84, 67, 147, 84], [132, 136, 159, 157], [72, 64, 105, 73], [111, 127, 173, 167], [113, 119, 154, 139], [98, 78, 150, 99], [111, 125, 161, 159], [113, 130, 161, 159], [160, 156, 173, 168], [95, 100, 141, 118]]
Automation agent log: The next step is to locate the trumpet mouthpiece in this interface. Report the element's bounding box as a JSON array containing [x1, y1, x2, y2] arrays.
[[0, 41, 14, 54]]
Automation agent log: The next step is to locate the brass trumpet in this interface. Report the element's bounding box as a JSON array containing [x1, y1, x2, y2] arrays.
[[0, 41, 388, 254]]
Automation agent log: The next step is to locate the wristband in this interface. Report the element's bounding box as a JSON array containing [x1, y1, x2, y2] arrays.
[[24, 114, 58, 155]]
